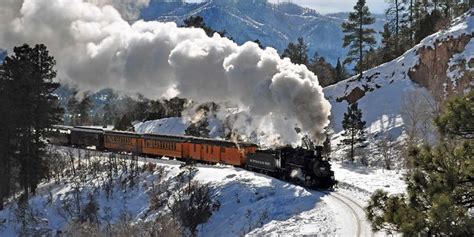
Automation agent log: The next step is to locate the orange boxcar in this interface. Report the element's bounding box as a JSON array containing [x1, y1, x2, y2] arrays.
[[142, 134, 187, 158], [188, 137, 258, 166], [104, 131, 142, 153]]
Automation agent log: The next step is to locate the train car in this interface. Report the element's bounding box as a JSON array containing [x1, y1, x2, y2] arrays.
[[103, 130, 143, 153], [142, 134, 187, 158], [70, 127, 104, 149], [188, 137, 258, 166], [47, 125, 73, 145]]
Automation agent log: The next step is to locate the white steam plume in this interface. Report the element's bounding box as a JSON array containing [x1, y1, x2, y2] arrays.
[[0, 0, 331, 146]]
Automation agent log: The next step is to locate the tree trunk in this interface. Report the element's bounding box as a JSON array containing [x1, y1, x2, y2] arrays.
[[351, 126, 355, 162], [395, 0, 400, 54], [359, 8, 363, 80]]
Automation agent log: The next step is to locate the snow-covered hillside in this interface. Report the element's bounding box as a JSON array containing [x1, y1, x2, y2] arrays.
[[0, 151, 339, 236], [134, 116, 224, 138], [141, 0, 384, 65], [324, 9, 474, 161]]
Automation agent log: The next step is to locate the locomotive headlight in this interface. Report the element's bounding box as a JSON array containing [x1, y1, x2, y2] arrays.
[[319, 167, 326, 171]]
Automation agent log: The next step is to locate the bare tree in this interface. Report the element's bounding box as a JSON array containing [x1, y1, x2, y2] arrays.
[[376, 134, 395, 170], [401, 89, 438, 144]]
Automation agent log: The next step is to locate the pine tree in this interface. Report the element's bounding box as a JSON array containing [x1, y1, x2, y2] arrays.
[[0, 62, 12, 210], [308, 53, 337, 87], [335, 58, 347, 83], [66, 89, 79, 125], [115, 114, 133, 131], [380, 23, 398, 62], [282, 37, 309, 65], [183, 15, 226, 37], [75, 94, 92, 125], [340, 102, 366, 162], [1, 44, 63, 199], [342, 0, 376, 80], [185, 119, 210, 138], [366, 91, 474, 236]]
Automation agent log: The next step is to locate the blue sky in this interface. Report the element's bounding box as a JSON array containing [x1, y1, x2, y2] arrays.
[[185, 0, 388, 14]]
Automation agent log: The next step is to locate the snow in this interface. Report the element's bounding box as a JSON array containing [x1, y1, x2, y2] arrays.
[[134, 117, 188, 135], [332, 162, 407, 195], [133, 116, 224, 138], [0, 152, 338, 236]]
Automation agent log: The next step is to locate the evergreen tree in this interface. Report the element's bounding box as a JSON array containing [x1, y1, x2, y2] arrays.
[[66, 89, 79, 125], [1, 44, 63, 199], [282, 37, 309, 65], [253, 39, 264, 49], [75, 94, 92, 125], [308, 53, 337, 87], [435, 90, 474, 139], [340, 102, 366, 162], [335, 58, 347, 83], [366, 91, 474, 236], [380, 23, 398, 62], [114, 114, 133, 131], [342, 0, 376, 80], [185, 119, 210, 138], [385, 0, 408, 55], [183, 15, 226, 37], [0, 62, 12, 210]]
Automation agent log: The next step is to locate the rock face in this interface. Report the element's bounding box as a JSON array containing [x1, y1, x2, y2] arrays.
[[409, 34, 473, 100]]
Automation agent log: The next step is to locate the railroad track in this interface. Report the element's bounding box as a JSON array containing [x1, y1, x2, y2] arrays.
[[321, 190, 374, 237]]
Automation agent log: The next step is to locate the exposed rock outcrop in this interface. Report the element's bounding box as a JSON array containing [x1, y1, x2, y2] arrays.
[[409, 34, 473, 100]]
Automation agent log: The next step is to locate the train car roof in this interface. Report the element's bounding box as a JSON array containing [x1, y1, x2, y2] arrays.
[[71, 127, 104, 133], [53, 125, 74, 130], [143, 133, 189, 142], [143, 133, 257, 148], [104, 130, 141, 137], [189, 136, 257, 148]]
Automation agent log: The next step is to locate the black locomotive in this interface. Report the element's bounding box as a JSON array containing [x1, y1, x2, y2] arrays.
[[247, 146, 336, 189]]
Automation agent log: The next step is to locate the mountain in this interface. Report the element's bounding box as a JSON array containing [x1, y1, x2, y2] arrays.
[[0, 49, 6, 63], [140, 0, 384, 65], [324, 9, 473, 161]]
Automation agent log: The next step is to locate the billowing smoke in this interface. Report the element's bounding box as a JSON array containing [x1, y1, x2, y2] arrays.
[[0, 0, 331, 146]]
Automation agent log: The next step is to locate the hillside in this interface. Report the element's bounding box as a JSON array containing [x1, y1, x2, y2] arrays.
[[324, 9, 473, 161], [140, 0, 384, 65], [0, 151, 338, 236]]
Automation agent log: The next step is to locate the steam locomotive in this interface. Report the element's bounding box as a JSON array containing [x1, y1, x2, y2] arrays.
[[49, 126, 336, 189]]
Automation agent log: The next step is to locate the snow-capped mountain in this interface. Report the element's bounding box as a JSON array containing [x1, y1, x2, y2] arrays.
[[140, 0, 384, 65]]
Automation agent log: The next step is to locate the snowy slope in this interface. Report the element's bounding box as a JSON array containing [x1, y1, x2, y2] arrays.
[[141, 0, 384, 65], [134, 116, 224, 138], [324, 10, 474, 160], [0, 153, 338, 236]]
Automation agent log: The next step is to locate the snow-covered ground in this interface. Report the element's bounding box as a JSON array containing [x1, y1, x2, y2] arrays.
[[0, 148, 410, 236], [0, 152, 338, 236], [332, 162, 406, 195]]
